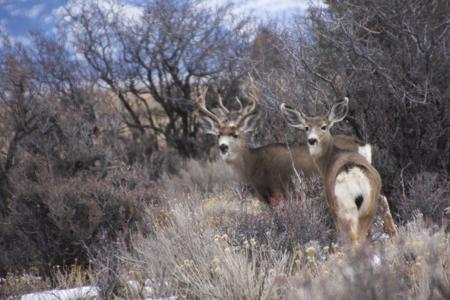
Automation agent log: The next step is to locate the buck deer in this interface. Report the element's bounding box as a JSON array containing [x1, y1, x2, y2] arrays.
[[196, 84, 370, 207], [281, 98, 397, 244]]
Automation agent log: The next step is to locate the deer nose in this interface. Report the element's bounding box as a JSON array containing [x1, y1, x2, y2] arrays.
[[219, 144, 229, 154], [308, 138, 317, 146]]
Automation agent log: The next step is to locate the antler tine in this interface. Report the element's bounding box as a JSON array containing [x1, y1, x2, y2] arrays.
[[196, 87, 222, 125], [217, 93, 230, 113], [235, 96, 243, 113]]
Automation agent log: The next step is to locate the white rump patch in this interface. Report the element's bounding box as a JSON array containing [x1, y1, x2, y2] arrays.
[[358, 144, 372, 164], [334, 167, 372, 219]]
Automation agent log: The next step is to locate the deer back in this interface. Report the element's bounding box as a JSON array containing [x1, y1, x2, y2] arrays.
[[237, 134, 366, 201], [229, 143, 311, 202]]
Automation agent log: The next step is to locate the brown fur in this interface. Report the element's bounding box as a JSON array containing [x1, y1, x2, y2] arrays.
[[316, 139, 397, 243], [321, 148, 381, 243], [197, 94, 366, 206], [225, 136, 364, 206], [281, 99, 397, 244]]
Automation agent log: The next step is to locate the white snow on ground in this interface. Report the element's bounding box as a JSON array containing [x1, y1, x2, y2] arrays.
[[127, 279, 155, 296], [126, 280, 177, 300], [17, 286, 100, 300], [14, 284, 177, 300]]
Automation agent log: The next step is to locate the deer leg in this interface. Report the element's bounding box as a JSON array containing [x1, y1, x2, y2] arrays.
[[357, 195, 378, 242], [337, 209, 360, 246], [347, 219, 360, 246], [379, 195, 398, 236], [358, 214, 375, 243]]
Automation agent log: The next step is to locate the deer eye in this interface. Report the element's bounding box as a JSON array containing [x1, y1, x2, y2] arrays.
[[304, 126, 309, 131], [321, 125, 327, 131], [232, 133, 239, 138]]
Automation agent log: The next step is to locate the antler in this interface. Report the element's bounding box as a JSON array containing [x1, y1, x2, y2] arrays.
[[217, 94, 230, 113], [196, 87, 223, 126], [218, 92, 243, 113], [217, 88, 244, 113], [236, 79, 260, 127], [234, 96, 244, 113]]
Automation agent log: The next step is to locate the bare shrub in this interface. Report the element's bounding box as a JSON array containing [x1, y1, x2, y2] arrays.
[[86, 240, 125, 300], [271, 177, 334, 249], [121, 195, 449, 300], [0, 32, 108, 181], [286, 213, 450, 300], [146, 148, 183, 180], [398, 172, 449, 226], [231, 176, 334, 252], [0, 162, 154, 275], [0, 262, 97, 299], [122, 203, 289, 299], [0, 273, 52, 299], [160, 158, 236, 198]]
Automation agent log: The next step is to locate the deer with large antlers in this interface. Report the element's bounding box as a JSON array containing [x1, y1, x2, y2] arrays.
[[196, 82, 371, 207], [281, 98, 397, 244]]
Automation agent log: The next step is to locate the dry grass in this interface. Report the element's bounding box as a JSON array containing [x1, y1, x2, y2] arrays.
[[2, 159, 449, 299], [112, 161, 449, 299], [120, 196, 449, 300], [0, 262, 94, 298], [160, 158, 237, 198]]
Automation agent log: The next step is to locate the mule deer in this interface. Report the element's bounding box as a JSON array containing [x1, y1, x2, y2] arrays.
[[196, 84, 370, 207], [281, 98, 397, 244]]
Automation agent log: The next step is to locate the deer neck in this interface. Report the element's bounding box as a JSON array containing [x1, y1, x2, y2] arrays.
[[310, 138, 335, 177], [225, 143, 250, 178]]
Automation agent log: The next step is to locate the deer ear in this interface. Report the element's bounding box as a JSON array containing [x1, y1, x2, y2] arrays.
[[198, 115, 219, 135], [240, 113, 259, 134], [328, 97, 349, 127], [280, 103, 306, 129]]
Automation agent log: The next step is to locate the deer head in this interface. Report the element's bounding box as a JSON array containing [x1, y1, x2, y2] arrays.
[[197, 84, 259, 162], [280, 98, 349, 157], [196, 84, 260, 163]]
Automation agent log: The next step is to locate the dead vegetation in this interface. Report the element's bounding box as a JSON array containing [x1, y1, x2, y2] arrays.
[[1, 155, 449, 299], [0, 0, 449, 299]]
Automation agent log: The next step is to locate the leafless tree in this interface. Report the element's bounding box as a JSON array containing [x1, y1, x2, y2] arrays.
[[307, 0, 449, 176], [0, 35, 43, 172], [65, 0, 250, 158], [0, 32, 105, 178], [242, 1, 450, 220]]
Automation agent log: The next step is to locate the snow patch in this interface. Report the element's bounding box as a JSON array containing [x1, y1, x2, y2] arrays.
[[18, 286, 99, 300], [15, 284, 177, 300]]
